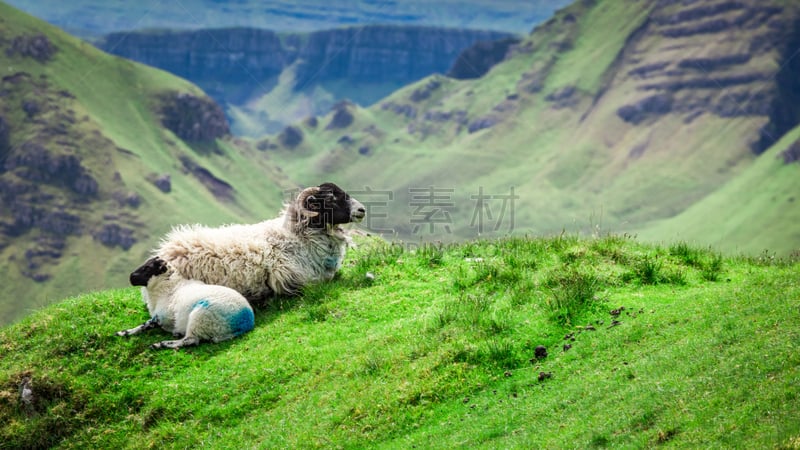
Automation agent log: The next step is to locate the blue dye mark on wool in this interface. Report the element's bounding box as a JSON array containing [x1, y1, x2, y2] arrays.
[[324, 256, 340, 270], [192, 299, 210, 310], [228, 308, 255, 336]]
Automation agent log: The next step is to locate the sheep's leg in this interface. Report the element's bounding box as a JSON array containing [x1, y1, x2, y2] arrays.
[[150, 335, 200, 350], [116, 317, 159, 337]]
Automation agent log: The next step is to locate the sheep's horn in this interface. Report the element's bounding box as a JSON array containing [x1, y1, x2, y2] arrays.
[[296, 186, 320, 217]]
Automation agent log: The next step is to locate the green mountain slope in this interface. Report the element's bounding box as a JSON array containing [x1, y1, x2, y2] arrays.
[[256, 0, 800, 255], [0, 2, 288, 325], [638, 125, 800, 255], [1, 236, 798, 448]]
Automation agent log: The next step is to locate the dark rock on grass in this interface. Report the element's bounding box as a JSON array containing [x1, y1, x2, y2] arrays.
[[448, 38, 520, 80], [538, 372, 552, 382], [410, 79, 441, 102], [93, 223, 136, 250], [534, 345, 548, 359], [467, 115, 498, 133], [279, 125, 303, 149], [381, 101, 417, 119], [159, 92, 229, 142], [0, 115, 9, 157], [152, 174, 171, 193], [326, 101, 355, 130], [563, 343, 572, 352], [22, 100, 41, 118], [617, 94, 672, 124], [782, 141, 800, 164], [6, 34, 57, 62]]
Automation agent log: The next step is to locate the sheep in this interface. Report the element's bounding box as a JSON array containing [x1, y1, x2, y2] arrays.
[[130, 182, 366, 304], [118, 257, 255, 349]]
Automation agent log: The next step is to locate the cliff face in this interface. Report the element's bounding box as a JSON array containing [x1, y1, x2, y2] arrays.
[[292, 26, 512, 85], [101, 28, 287, 86], [98, 26, 513, 134]]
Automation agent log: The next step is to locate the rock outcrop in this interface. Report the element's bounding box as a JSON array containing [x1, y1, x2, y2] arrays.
[[159, 92, 230, 142], [5, 33, 56, 62], [611, 1, 799, 152], [447, 37, 521, 79]]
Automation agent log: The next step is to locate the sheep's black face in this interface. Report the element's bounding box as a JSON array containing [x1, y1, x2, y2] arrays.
[[130, 257, 168, 286], [304, 182, 365, 228]]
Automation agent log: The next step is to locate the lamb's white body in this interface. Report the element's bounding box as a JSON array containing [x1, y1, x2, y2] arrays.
[[118, 265, 255, 349], [137, 183, 365, 302]]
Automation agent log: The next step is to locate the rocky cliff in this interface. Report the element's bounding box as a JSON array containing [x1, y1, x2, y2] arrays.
[[98, 26, 513, 134], [291, 26, 512, 85]]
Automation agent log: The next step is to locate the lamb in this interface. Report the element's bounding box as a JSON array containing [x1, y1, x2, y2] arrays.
[[130, 182, 366, 303], [118, 257, 255, 349]]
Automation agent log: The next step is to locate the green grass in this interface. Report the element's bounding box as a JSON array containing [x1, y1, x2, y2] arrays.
[[2, 234, 799, 448]]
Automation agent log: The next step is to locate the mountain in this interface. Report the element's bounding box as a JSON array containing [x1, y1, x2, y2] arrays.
[[97, 26, 515, 136], [5, 0, 571, 37], [0, 2, 290, 325], [252, 0, 800, 255]]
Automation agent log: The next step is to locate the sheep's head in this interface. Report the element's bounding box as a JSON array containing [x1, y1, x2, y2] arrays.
[[297, 182, 365, 228], [130, 256, 168, 286]]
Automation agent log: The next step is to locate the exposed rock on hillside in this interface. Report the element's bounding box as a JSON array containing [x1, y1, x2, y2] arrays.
[[179, 156, 235, 201], [326, 102, 355, 130], [410, 79, 442, 103], [781, 141, 800, 164], [611, 1, 798, 152], [447, 37, 521, 79], [93, 222, 136, 250], [5, 34, 56, 61], [0, 115, 9, 156], [279, 126, 303, 149], [159, 92, 230, 142], [148, 173, 171, 193]]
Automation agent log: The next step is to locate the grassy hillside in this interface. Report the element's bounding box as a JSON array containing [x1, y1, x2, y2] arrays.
[[638, 124, 800, 255], [0, 2, 289, 325], [1, 235, 798, 448], [255, 0, 800, 256]]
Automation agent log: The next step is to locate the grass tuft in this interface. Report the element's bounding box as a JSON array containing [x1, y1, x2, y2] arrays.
[[545, 269, 600, 326]]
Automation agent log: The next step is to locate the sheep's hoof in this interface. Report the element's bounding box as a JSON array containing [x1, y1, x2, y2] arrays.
[[151, 336, 199, 350]]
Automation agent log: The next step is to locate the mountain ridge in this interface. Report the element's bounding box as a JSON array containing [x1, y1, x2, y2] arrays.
[[97, 25, 515, 135], [255, 0, 800, 254]]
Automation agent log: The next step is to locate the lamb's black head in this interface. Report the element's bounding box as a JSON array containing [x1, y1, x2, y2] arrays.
[[130, 256, 168, 286], [298, 182, 365, 228]]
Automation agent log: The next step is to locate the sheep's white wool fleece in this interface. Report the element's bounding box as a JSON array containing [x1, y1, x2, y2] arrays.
[[144, 273, 254, 342], [154, 214, 349, 298]]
